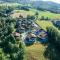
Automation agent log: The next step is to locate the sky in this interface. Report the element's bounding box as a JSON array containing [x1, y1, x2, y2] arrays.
[[43, 0, 60, 4], [30, 0, 60, 4]]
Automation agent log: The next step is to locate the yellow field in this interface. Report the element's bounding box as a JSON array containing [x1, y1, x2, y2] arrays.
[[25, 43, 47, 60]]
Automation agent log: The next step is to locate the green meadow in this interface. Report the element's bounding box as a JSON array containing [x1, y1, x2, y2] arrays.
[[35, 20, 53, 30], [13, 9, 60, 19]]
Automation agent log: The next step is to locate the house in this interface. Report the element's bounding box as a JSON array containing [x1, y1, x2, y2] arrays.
[[24, 32, 36, 44], [34, 29, 41, 35], [16, 27, 25, 33], [38, 31, 47, 38], [14, 32, 20, 37], [38, 31, 48, 43]]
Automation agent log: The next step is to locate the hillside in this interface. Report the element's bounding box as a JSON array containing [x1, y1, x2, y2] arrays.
[[0, 0, 60, 13]]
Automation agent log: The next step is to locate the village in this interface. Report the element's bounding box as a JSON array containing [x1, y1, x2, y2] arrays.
[[13, 14, 48, 45]]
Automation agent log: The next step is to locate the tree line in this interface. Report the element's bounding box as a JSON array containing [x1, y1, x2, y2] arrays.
[[44, 26, 60, 60], [0, 7, 25, 60]]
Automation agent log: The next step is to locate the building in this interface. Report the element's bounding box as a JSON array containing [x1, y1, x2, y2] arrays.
[[38, 31, 48, 43], [24, 32, 36, 45], [14, 32, 20, 37]]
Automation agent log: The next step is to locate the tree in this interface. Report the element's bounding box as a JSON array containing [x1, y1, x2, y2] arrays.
[[0, 15, 25, 60], [35, 12, 39, 20], [27, 15, 35, 20], [44, 26, 60, 60], [0, 48, 10, 60], [40, 16, 45, 20]]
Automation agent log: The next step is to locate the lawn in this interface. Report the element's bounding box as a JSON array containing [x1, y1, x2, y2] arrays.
[[38, 11, 60, 20], [24, 43, 48, 60], [35, 20, 53, 30]]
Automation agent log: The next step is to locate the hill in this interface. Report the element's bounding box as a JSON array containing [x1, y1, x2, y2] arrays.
[[0, 0, 60, 13]]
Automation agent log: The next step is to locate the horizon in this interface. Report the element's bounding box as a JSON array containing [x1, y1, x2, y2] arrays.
[[30, 0, 60, 4]]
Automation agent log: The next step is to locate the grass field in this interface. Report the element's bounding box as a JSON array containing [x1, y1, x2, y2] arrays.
[[11, 9, 36, 18], [12, 9, 60, 19], [24, 43, 48, 60], [38, 11, 60, 20], [35, 20, 53, 30]]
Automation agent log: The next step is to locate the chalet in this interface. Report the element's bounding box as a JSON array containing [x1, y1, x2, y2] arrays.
[[39, 31, 47, 37], [38, 31, 48, 43], [27, 33, 36, 38], [24, 32, 36, 44]]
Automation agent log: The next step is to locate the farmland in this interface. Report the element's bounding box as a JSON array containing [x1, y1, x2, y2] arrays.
[[38, 11, 60, 20], [11, 9, 60, 19]]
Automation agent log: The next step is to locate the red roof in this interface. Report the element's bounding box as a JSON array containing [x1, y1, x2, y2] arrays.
[[14, 32, 20, 37]]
